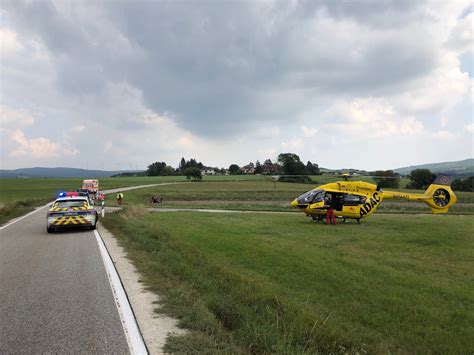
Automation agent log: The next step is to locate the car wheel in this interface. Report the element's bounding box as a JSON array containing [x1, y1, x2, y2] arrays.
[[90, 218, 97, 230], [47, 227, 54, 233]]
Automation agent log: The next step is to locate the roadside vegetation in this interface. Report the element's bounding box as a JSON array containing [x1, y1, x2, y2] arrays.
[[102, 209, 474, 353]]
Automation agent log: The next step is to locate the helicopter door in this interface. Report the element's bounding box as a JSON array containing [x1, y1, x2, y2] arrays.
[[328, 193, 345, 211]]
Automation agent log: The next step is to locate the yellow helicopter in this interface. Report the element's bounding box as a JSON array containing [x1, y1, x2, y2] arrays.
[[290, 174, 457, 223]]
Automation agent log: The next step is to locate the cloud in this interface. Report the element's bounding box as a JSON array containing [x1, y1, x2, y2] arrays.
[[70, 125, 85, 133], [465, 123, 474, 133], [433, 130, 456, 139], [471, 78, 474, 103], [324, 97, 424, 140], [300, 126, 318, 138], [281, 138, 303, 151], [392, 53, 470, 115], [0, 106, 79, 167], [0, 1, 471, 170], [3, 1, 469, 137], [0, 105, 34, 127], [0, 28, 23, 52], [445, 13, 473, 54], [176, 135, 194, 149], [9, 129, 78, 158]]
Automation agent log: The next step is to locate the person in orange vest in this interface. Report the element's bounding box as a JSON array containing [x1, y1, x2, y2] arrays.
[[324, 194, 336, 225]]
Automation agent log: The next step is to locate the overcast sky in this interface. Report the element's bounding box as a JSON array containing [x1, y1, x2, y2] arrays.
[[1, 0, 472, 171]]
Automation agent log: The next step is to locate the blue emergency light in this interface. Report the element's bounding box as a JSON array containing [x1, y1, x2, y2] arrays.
[[58, 191, 66, 198]]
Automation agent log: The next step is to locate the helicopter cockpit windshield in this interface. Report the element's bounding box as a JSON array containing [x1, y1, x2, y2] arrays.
[[297, 190, 325, 204]]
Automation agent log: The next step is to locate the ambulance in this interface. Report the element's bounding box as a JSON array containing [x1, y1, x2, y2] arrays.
[[82, 179, 99, 198]]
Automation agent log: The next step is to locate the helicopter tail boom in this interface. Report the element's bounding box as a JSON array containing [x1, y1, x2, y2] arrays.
[[383, 174, 456, 214]]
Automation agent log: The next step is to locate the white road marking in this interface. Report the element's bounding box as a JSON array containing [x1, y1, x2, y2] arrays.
[[94, 230, 148, 355], [0, 202, 51, 230]]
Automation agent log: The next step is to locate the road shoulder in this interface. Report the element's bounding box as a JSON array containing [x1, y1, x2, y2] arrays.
[[97, 223, 185, 354]]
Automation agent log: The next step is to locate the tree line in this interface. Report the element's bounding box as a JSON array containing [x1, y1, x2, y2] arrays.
[[146, 155, 473, 191], [147, 153, 320, 180], [373, 168, 473, 191]]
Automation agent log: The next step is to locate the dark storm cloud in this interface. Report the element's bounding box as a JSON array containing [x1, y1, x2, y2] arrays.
[[3, 0, 440, 137]]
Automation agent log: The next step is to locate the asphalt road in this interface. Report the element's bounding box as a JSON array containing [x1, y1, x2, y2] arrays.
[[0, 206, 129, 353]]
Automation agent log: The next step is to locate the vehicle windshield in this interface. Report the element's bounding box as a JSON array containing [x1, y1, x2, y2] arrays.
[[55, 200, 87, 208], [297, 190, 325, 204]]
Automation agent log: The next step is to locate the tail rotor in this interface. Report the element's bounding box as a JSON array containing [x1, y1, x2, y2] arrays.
[[423, 174, 457, 213], [432, 188, 451, 207]]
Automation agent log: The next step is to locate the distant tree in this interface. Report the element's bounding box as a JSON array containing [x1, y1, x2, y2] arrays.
[[178, 157, 186, 173], [178, 157, 205, 174], [452, 176, 474, 192], [229, 164, 241, 175], [161, 166, 176, 176], [452, 179, 462, 191], [147, 161, 176, 176], [306, 161, 320, 175], [183, 167, 202, 181], [147, 162, 167, 176], [255, 161, 263, 174], [406, 169, 435, 189], [465, 176, 474, 192], [277, 153, 307, 175], [372, 170, 400, 188]]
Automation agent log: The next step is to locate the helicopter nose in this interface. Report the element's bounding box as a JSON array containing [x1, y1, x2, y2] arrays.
[[290, 199, 298, 208]]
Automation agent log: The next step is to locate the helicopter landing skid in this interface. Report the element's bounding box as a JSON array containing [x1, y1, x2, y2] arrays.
[[343, 218, 361, 224]]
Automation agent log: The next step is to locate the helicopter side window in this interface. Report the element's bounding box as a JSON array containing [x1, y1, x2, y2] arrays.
[[313, 190, 325, 202], [344, 194, 366, 206], [297, 190, 324, 204]]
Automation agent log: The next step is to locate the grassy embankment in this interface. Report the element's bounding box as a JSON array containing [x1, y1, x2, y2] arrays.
[[102, 208, 474, 353]]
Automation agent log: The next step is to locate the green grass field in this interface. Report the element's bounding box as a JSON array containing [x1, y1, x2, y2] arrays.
[[1, 176, 473, 224], [102, 209, 474, 354], [105, 180, 474, 215]]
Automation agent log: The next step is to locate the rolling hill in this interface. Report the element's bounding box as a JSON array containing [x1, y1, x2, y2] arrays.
[[0, 167, 143, 179], [393, 158, 474, 177]]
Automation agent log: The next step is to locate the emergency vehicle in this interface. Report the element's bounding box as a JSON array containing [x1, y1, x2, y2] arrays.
[[46, 192, 98, 233], [82, 179, 99, 197]]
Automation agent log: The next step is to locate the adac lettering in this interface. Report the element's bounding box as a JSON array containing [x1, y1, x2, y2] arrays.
[[360, 192, 380, 217]]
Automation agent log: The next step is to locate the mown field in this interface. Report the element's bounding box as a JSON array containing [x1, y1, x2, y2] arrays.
[[102, 208, 474, 354], [1, 176, 473, 225], [107, 180, 474, 215]]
